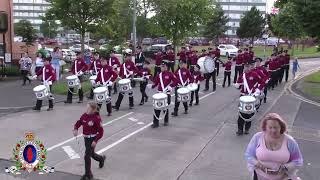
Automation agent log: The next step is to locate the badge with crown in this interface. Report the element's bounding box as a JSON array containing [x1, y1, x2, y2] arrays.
[[4, 132, 54, 174]]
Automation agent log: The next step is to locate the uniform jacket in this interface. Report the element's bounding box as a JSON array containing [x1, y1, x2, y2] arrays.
[[36, 64, 56, 82], [89, 59, 103, 74], [174, 67, 193, 87], [71, 58, 87, 75], [119, 60, 137, 79], [177, 51, 187, 62], [192, 71, 204, 84], [235, 54, 244, 66], [152, 71, 177, 92], [223, 61, 232, 72], [190, 54, 198, 65], [236, 70, 265, 95], [214, 48, 221, 58], [284, 54, 290, 65], [137, 67, 152, 80], [108, 56, 121, 69], [154, 52, 163, 66], [95, 65, 118, 84], [165, 51, 175, 62], [74, 113, 104, 142]]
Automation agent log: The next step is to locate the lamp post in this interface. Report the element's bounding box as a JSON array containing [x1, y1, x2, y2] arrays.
[[262, 24, 269, 59], [132, 0, 137, 52]]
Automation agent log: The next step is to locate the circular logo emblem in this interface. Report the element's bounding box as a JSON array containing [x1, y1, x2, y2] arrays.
[[97, 95, 104, 100], [183, 96, 188, 100], [23, 145, 37, 164], [156, 102, 163, 107], [245, 104, 252, 110], [123, 86, 128, 90], [68, 81, 73, 86], [36, 93, 43, 98]]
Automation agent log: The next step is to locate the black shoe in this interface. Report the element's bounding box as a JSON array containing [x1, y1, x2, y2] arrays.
[[112, 106, 119, 111], [113, 91, 117, 94], [164, 122, 169, 126], [139, 102, 144, 106], [189, 103, 192, 106], [151, 124, 159, 128], [64, 101, 72, 104], [107, 113, 111, 116], [129, 105, 134, 109], [32, 107, 40, 111], [47, 108, 53, 111], [203, 88, 209, 91], [263, 98, 267, 103], [77, 100, 83, 103], [171, 112, 178, 116], [184, 110, 188, 114], [87, 96, 93, 100], [236, 131, 243, 136], [195, 102, 199, 105], [244, 130, 249, 135], [222, 85, 225, 88], [145, 96, 149, 102], [80, 175, 93, 180], [99, 155, 106, 168]]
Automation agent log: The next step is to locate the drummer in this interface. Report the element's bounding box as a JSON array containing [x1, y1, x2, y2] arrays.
[[32, 57, 56, 111], [108, 50, 121, 94], [189, 50, 198, 73], [254, 58, 270, 104], [189, 64, 204, 106], [151, 61, 177, 128], [172, 60, 193, 116], [95, 57, 118, 116], [88, 52, 103, 100], [137, 60, 152, 106], [234, 61, 265, 136], [113, 53, 137, 111], [204, 52, 216, 92], [222, 56, 232, 88], [65, 52, 87, 104]]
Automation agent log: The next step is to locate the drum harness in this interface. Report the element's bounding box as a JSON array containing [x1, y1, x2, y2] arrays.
[[121, 63, 134, 97], [42, 67, 54, 100], [239, 73, 258, 121], [67, 62, 84, 95], [153, 72, 171, 121], [177, 69, 190, 101], [95, 69, 112, 103]]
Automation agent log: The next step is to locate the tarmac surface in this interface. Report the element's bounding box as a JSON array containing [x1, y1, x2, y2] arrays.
[[0, 58, 320, 180]]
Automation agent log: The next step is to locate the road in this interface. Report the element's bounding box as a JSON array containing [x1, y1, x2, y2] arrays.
[[0, 58, 320, 180]]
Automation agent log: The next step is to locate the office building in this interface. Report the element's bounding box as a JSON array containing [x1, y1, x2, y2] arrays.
[[217, 0, 267, 37]]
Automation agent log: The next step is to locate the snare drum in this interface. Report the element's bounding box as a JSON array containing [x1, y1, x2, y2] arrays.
[[177, 87, 191, 102], [118, 79, 132, 93], [152, 93, 168, 110], [66, 75, 80, 88], [239, 96, 256, 114], [33, 85, 49, 99], [93, 87, 110, 103], [89, 75, 97, 87], [187, 83, 198, 91]]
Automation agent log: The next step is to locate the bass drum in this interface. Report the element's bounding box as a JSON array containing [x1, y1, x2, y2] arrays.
[[197, 56, 215, 74]]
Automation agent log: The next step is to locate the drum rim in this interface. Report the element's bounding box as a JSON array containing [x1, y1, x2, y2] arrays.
[[177, 87, 190, 93], [66, 75, 78, 79], [33, 85, 47, 91], [240, 96, 256, 102], [152, 93, 167, 99], [119, 79, 131, 83]]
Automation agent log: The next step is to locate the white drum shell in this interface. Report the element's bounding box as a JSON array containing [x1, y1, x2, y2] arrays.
[[66, 75, 80, 88], [187, 83, 198, 91], [153, 93, 168, 110], [197, 57, 215, 74], [90, 75, 97, 87], [33, 85, 49, 99], [239, 96, 256, 114], [177, 88, 191, 102], [93, 87, 110, 103], [118, 79, 132, 93]]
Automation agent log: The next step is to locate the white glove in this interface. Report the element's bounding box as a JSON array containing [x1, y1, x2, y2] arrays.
[[47, 81, 52, 85], [129, 71, 134, 75], [107, 81, 113, 86], [254, 89, 261, 97], [167, 86, 173, 92], [91, 80, 96, 86], [78, 71, 83, 76], [89, 70, 93, 75], [147, 84, 153, 89], [32, 75, 37, 80], [233, 83, 240, 89], [113, 65, 117, 69]]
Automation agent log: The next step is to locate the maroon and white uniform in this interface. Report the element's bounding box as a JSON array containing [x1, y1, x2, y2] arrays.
[[74, 113, 104, 142], [36, 64, 56, 83], [119, 60, 137, 79], [177, 51, 187, 63], [166, 51, 175, 63], [236, 71, 265, 96], [154, 52, 163, 66], [192, 71, 204, 84], [71, 58, 88, 75], [89, 59, 102, 75], [137, 67, 152, 81], [223, 61, 232, 72], [174, 67, 193, 87], [108, 56, 121, 71], [95, 65, 118, 85], [152, 71, 177, 92]]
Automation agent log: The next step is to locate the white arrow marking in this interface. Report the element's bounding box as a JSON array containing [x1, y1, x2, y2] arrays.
[[62, 146, 80, 159], [128, 117, 138, 122], [137, 122, 145, 125]]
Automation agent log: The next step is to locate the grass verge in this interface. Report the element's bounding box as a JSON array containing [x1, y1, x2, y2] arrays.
[[52, 81, 91, 95], [304, 71, 320, 83]]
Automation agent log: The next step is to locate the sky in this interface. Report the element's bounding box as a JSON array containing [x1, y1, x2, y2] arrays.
[[267, 0, 276, 13]]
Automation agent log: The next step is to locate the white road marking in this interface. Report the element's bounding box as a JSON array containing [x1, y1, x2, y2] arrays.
[[62, 146, 80, 159], [137, 122, 145, 125], [128, 117, 138, 122], [97, 122, 153, 154], [47, 112, 134, 151]]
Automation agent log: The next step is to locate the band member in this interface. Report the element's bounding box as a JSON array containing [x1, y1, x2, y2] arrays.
[[177, 47, 187, 63], [153, 49, 163, 77], [108, 50, 121, 94], [222, 57, 232, 88], [267, 54, 278, 90], [95, 57, 118, 116], [254, 58, 270, 103], [233, 49, 244, 83], [204, 52, 216, 92], [243, 48, 251, 65], [88, 52, 103, 100], [190, 64, 204, 106], [235, 61, 265, 135], [189, 50, 198, 73], [73, 102, 106, 180], [186, 46, 193, 69], [274, 53, 281, 87], [137, 61, 152, 105], [249, 46, 255, 61], [214, 45, 221, 76], [113, 53, 137, 110], [32, 58, 56, 111], [165, 48, 175, 72], [172, 61, 193, 116], [283, 50, 290, 82], [151, 62, 176, 128], [278, 51, 286, 84], [65, 52, 87, 104], [132, 46, 145, 88]]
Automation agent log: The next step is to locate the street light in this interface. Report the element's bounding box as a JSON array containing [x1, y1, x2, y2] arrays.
[[263, 24, 269, 59]]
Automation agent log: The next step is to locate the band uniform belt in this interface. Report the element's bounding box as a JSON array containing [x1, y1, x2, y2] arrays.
[[83, 134, 96, 138]]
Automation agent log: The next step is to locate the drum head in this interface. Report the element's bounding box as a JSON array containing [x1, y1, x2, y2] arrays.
[[177, 87, 190, 94], [119, 79, 130, 84], [33, 85, 46, 91], [94, 87, 108, 93], [204, 57, 214, 73], [66, 75, 78, 80], [90, 75, 97, 80], [187, 83, 198, 91], [152, 93, 167, 100], [240, 96, 256, 103]]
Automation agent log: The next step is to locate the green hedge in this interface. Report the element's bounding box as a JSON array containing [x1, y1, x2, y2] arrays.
[[0, 66, 21, 76], [52, 81, 91, 95]]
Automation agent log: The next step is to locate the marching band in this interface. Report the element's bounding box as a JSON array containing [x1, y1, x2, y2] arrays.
[[30, 46, 290, 135]]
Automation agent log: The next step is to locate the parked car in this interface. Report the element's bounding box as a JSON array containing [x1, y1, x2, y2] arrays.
[[69, 44, 95, 52], [142, 38, 153, 45], [99, 44, 109, 51], [266, 37, 286, 46], [143, 44, 172, 58], [254, 39, 266, 46], [153, 37, 168, 44], [44, 38, 57, 45], [218, 44, 238, 57], [61, 49, 76, 62]]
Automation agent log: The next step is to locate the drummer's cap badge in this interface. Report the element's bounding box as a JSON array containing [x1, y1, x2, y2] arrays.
[[4, 132, 55, 175]]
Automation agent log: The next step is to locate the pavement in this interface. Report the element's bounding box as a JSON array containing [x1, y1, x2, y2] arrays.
[[0, 58, 319, 180]]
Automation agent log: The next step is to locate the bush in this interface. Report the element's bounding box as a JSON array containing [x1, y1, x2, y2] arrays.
[[0, 66, 21, 76], [316, 45, 320, 52]]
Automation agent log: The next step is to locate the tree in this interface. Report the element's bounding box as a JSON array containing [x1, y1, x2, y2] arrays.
[[151, 0, 214, 52], [236, 6, 265, 43], [40, 14, 59, 38], [202, 3, 229, 43], [14, 20, 37, 47], [46, 0, 115, 52], [271, 2, 303, 48]]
